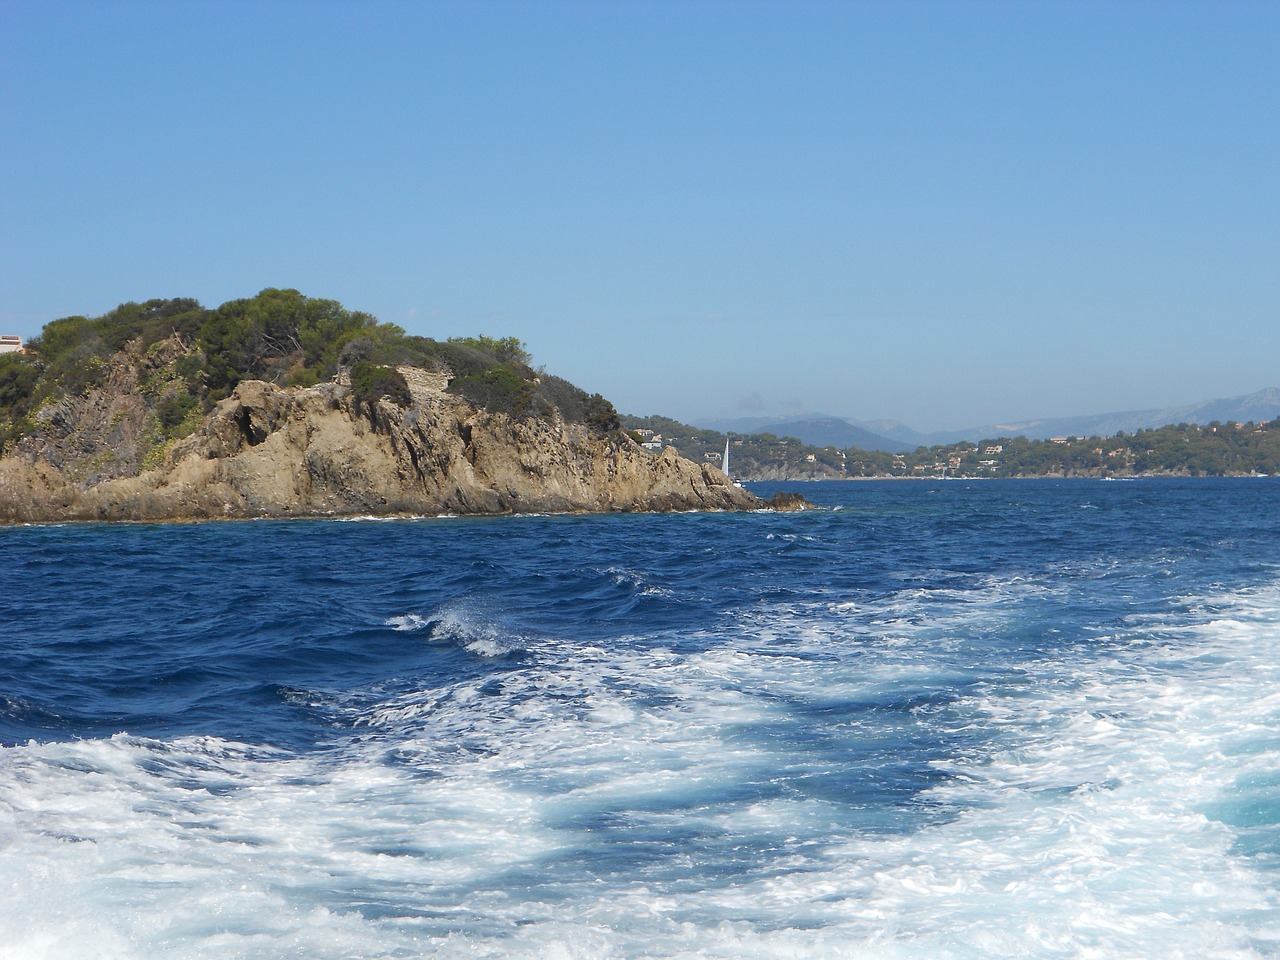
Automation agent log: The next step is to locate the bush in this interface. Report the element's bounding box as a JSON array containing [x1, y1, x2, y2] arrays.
[[446, 335, 531, 366], [349, 361, 412, 413], [156, 392, 198, 432], [0, 355, 38, 410], [583, 393, 620, 435], [448, 366, 535, 418], [286, 366, 321, 388]]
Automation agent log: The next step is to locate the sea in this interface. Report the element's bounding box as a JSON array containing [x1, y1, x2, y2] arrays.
[[2, 477, 1279, 959]]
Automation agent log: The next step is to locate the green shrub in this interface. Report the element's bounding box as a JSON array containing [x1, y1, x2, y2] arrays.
[[446, 335, 532, 366], [141, 438, 173, 472], [0, 354, 38, 411], [350, 361, 412, 413], [448, 366, 535, 417], [156, 392, 199, 434], [583, 393, 621, 435], [287, 366, 321, 388]]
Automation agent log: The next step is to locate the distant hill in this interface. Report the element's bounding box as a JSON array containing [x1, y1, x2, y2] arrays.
[[698, 414, 906, 452], [849, 419, 942, 449], [699, 388, 1280, 450], [927, 387, 1280, 444]]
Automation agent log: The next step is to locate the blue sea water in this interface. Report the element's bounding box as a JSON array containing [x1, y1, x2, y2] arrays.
[[2, 477, 1280, 959]]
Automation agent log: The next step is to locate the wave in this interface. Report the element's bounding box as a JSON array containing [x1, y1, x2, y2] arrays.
[[602, 565, 674, 598], [385, 600, 530, 659]]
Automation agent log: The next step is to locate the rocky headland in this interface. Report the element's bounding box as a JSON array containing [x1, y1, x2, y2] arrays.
[[0, 291, 824, 521], [0, 353, 765, 523]]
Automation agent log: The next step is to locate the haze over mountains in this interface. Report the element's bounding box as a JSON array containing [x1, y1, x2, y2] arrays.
[[700, 387, 1280, 453]]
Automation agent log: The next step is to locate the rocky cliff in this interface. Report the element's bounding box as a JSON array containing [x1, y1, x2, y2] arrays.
[[0, 355, 762, 522]]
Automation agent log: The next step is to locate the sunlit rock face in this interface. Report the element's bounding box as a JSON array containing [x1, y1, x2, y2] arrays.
[[0, 370, 761, 522]]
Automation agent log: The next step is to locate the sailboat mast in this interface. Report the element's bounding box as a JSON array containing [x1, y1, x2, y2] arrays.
[[723, 437, 731, 478]]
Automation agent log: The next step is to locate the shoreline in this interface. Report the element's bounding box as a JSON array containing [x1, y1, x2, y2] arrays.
[[741, 471, 1279, 482], [4, 474, 1272, 528]]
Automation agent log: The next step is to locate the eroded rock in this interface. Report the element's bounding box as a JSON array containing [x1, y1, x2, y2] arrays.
[[2, 374, 763, 521]]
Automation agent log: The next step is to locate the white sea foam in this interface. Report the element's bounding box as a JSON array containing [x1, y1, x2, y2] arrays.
[[329, 513, 458, 522], [4, 578, 1280, 957], [384, 601, 523, 657], [385, 612, 431, 631], [603, 566, 673, 597]]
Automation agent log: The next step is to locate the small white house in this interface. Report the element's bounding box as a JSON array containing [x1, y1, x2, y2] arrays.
[[0, 335, 22, 354]]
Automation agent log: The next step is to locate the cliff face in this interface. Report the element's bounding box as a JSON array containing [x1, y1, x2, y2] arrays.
[[5, 334, 195, 487], [0, 364, 761, 522]]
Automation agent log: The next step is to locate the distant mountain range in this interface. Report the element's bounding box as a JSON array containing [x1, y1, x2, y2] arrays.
[[700, 387, 1280, 453], [698, 415, 903, 452]]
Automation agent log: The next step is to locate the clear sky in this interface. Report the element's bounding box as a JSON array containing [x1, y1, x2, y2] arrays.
[[2, 0, 1277, 430]]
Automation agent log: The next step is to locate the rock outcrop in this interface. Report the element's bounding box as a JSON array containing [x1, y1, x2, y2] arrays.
[[0, 370, 762, 522]]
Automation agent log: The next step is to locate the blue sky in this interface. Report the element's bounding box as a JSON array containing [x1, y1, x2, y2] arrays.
[[2, 0, 1276, 430]]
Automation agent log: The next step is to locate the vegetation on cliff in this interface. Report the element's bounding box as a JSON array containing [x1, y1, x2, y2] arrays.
[[0, 289, 621, 458]]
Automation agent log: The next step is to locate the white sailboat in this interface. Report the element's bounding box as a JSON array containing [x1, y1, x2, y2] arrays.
[[723, 437, 743, 487]]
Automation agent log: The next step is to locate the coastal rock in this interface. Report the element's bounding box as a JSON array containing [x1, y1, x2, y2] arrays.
[[763, 491, 817, 511], [1, 372, 762, 521]]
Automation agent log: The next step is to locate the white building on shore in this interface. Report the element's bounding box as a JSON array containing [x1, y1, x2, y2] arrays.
[[0, 335, 23, 354]]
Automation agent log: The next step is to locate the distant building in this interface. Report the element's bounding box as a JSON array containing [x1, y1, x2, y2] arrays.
[[0, 335, 22, 354]]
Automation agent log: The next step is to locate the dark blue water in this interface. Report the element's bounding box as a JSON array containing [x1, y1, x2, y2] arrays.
[[2, 478, 1279, 958]]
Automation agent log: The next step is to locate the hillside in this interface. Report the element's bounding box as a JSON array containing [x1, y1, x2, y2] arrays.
[[621, 414, 847, 480], [624, 412, 1280, 480], [698, 414, 905, 452], [967, 388, 1280, 443], [868, 422, 1280, 478], [0, 291, 762, 521]]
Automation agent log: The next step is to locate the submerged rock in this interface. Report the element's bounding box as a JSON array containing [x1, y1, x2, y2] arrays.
[[762, 491, 817, 511]]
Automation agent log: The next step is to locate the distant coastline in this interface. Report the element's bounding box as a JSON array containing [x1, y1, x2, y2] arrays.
[[5, 292, 1274, 514], [622, 414, 1280, 482]]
